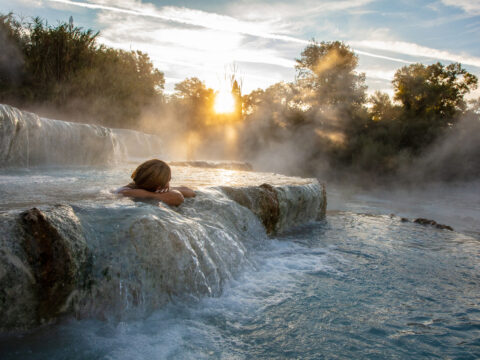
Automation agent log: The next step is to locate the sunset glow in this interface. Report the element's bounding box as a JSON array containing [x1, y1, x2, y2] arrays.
[[214, 90, 235, 113]]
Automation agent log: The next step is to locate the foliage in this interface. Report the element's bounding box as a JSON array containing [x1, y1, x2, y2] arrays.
[[169, 77, 215, 131], [240, 42, 478, 181], [295, 40, 367, 110], [393, 62, 477, 119], [0, 13, 27, 91], [0, 14, 164, 128], [392, 62, 477, 152]]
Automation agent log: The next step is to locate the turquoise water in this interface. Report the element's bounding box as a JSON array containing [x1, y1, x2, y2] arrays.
[[2, 210, 479, 359]]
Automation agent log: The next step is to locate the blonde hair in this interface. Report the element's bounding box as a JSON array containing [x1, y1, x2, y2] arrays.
[[130, 159, 171, 192]]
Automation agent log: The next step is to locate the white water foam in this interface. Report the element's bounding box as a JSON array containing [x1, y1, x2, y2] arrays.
[[0, 104, 162, 166]]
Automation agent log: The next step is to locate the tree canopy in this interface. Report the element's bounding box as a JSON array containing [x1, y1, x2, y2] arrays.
[[295, 41, 366, 109], [392, 62, 477, 152], [393, 62, 477, 121], [0, 13, 164, 128]]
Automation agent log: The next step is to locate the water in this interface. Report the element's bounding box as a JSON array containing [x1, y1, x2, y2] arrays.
[[0, 165, 313, 210], [327, 182, 480, 236], [1, 193, 479, 359], [1, 106, 479, 358], [0, 104, 163, 167], [0, 165, 323, 333]]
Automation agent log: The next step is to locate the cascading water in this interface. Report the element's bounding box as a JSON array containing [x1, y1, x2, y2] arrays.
[[0, 181, 326, 331], [0, 104, 163, 166]]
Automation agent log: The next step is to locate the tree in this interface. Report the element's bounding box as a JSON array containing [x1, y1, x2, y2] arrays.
[[393, 62, 477, 121], [392, 62, 478, 151], [369, 91, 398, 122], [172, 77, 215, 130], [295, 40, 366, 109], [0, 14, 165, 129]]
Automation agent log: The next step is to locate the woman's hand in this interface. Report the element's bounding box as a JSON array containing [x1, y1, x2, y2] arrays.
[[156, 182, 170, 193], [156, 186, 170, 193]]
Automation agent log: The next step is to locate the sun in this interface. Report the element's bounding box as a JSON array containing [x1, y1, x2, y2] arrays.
[[214, 89, 235, 114]]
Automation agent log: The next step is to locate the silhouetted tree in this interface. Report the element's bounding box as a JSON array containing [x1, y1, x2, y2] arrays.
[[392, 62, 477, 151], [0, 13, 165, 128], [172, 77, 215, 130], [295, 40, 367, 110]]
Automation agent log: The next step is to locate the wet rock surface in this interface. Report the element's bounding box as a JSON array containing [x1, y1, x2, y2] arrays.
[[413, 218, 454, 231], [221, 182, 326, 234], [220, 184, 280, 234], [20, 206, 91, 323], [0, 206, 91, 331], [395, 215, 454, 231]]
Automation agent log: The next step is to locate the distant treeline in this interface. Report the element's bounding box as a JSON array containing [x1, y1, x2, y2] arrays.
[[1, 13, 479, 182], [237, 42, 480, 182]]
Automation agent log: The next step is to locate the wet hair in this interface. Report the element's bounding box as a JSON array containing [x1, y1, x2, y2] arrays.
[[129, 159, 171, 192]]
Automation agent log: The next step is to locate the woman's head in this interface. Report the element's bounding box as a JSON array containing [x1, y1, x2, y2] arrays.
[[131, 159, 171, 192]]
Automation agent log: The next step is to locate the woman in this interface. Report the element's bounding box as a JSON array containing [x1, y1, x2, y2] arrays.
[[116, 159, 195, 206]]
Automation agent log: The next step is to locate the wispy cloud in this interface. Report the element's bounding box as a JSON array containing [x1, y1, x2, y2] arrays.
[[355, 50, 413, 64], [92, 8, 295, 92], [228, 0, 375, 21], [440, 0, 480, 15], [48, 0, 309, 44], [46, 0, 415, 66], [34, 0, 479, 93], [15, 0, 44, 7], [360, 68, 396, 81], [352, 40, 480, 68]]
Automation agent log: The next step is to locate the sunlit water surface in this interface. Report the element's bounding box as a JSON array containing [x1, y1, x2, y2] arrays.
[[0, 168, 479, 359], [0, 165, 312, 210]]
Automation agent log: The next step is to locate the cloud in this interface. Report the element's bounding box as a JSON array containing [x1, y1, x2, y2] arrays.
[[42, 0, 414, 92], [361, 68, 396, 81], [440, 0, 480, 15], [46, 0, 407, 64], [228, 0, 375, 21], [352, 40, 480, 68], [39, 0, 478, 95], [96, 10, 295, 67], [14, 0, 44, 7], [47, 0, 309, 44], [93, 9, 294, 92], [355, 50, 413, 64]]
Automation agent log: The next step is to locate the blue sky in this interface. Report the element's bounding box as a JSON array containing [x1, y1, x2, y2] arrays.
[[2, 0, 480, 97]]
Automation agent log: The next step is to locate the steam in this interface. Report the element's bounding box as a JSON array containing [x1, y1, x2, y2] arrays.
[[400, 114, 480, 182]]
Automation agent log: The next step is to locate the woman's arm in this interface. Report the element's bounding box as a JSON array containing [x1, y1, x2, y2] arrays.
[[118, 188, 185, 206], [171, 186, 196, 198]]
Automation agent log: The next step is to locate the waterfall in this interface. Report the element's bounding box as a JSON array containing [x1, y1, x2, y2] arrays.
[[0, 104, 162, 167]]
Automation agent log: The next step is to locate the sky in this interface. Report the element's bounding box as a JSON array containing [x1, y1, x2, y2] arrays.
[[2, 0, 480, 97]]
